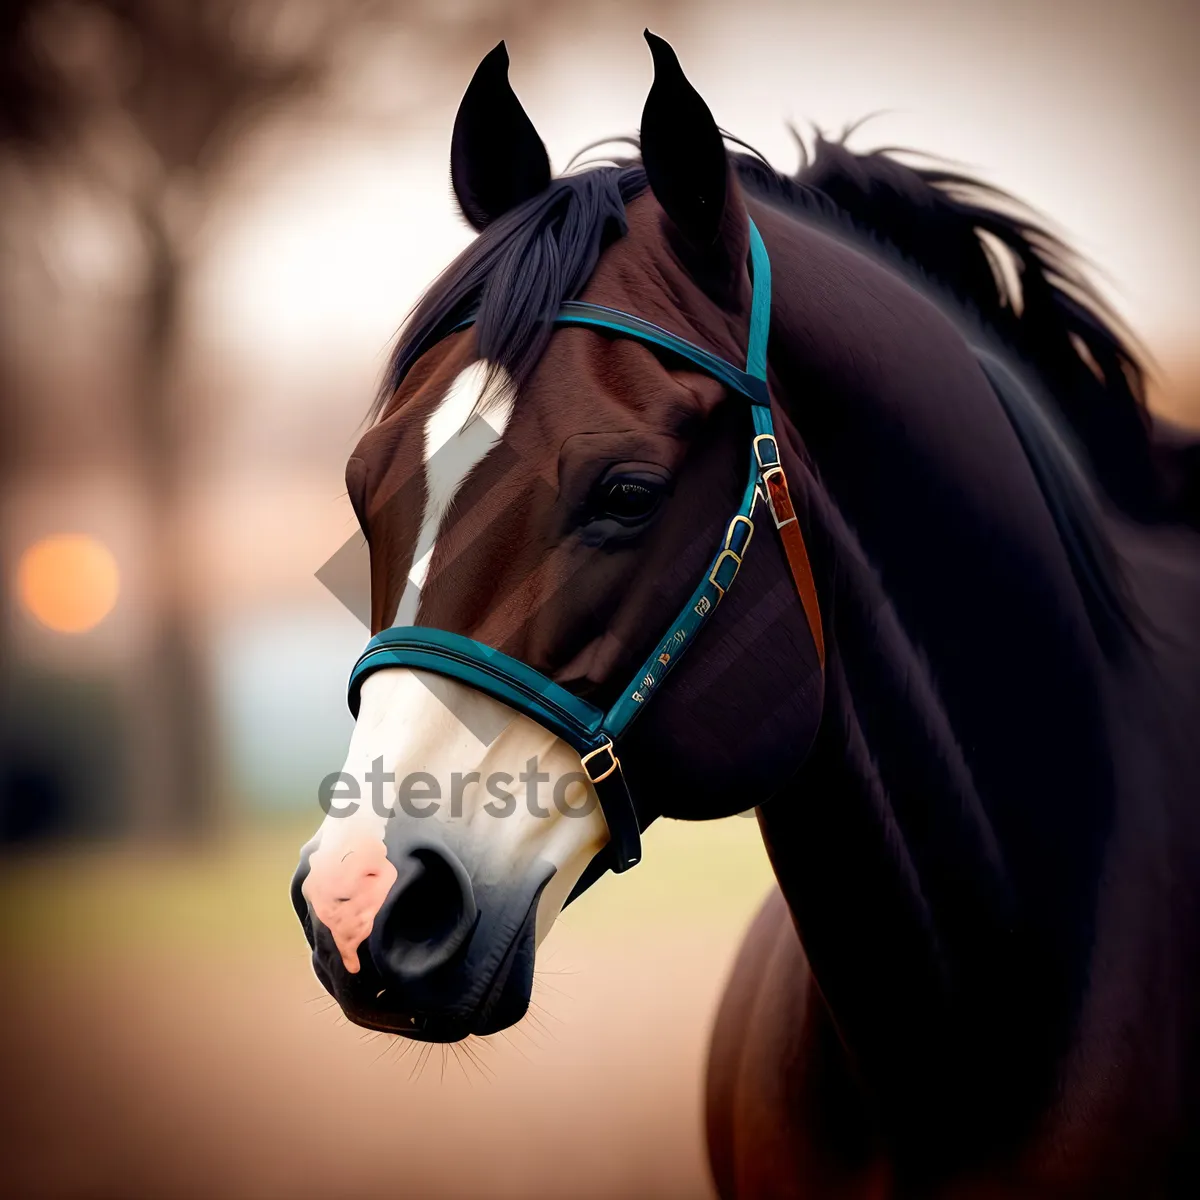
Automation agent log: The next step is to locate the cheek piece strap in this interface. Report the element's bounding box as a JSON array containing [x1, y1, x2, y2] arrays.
[[347, 219, 824, 876]]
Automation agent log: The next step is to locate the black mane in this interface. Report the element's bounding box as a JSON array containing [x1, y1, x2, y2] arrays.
[[734, 135, 1158, 518], [373, 164, 646, 418]]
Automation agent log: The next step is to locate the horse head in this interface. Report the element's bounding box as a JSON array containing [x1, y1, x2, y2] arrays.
[[290, 34, 823, 1041]]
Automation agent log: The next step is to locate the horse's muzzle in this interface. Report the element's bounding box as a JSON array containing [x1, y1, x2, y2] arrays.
[[291, 832, 552, 1042]]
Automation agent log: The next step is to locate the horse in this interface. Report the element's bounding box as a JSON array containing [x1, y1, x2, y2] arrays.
[[290, 33, 1200, 1197]]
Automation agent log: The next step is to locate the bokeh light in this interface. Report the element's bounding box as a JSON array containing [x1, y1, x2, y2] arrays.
[[16, 534, 120, 634]]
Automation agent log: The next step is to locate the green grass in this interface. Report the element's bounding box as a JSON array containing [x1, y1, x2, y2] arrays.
[[563, 813, 775, 935], [0, 814, 774, 958]]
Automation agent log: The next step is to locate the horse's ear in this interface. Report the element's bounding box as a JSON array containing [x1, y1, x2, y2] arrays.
[[640, 32, 747, 301], [640, 31, 730, 249], [451, 42, 551, 231]]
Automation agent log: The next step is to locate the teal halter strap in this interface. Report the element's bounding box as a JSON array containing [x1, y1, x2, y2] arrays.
[[349, 219, 788, 875], [550, 302, 769, 405]]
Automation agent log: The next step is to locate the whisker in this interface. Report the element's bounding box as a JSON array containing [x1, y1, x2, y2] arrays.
[[525, 1016, 557, 1044], [391, 1037, 418, 1067], [373, 1035, 399, 1065], [451, 1043, 472, 1085], [466, 1033, 497, 1064], [457, 1039, 481, 1076], [412, 1041, 434, 1081], [528, 996, 562, 1020], [460, 1038, 495, 1081], [528, 999, 564, 1030], [533, 977, 572, 1000], [499, 1029, 534, 1063], [510, 1017, 543, 1048], [523, 1011, 548, 1037]]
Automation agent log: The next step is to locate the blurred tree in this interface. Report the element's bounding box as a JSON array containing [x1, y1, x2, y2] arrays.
[[1, 0, 401, 836], [0, 0, 678, 835]]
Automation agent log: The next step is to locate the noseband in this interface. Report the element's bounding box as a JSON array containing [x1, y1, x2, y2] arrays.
[[347, 220, 823, 877]]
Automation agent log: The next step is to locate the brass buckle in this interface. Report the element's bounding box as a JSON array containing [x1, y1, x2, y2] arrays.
[[580, 740, 620, 784], [707, 548, 743, 600], [753, 433, 780, 469], [724, 514, 755, 556], [760, 465, 798, 529]]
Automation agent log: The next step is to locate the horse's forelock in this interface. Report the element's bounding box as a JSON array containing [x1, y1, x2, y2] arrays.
[[373, 164, 648, 422]]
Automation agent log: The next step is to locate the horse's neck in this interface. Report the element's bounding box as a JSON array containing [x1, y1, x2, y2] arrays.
[[752, 201, 1120, 1140]]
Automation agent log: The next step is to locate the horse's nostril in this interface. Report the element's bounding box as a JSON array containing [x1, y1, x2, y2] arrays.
[[385, 850, 465, 944], [370, 845, 478, 983]]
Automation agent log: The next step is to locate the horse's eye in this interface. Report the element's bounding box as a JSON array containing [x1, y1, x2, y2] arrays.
[[596, 478, 663, 524]]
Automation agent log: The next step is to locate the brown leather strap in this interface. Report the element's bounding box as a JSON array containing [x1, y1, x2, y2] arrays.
[[762, 467, 825, 669]]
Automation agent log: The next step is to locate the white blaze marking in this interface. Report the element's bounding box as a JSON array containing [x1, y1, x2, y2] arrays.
[[394, 361, 514, 623], [302, 670, 610, 971], [302, 363, 604, 988]]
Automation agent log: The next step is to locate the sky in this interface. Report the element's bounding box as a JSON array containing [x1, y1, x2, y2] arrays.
[[200, 0, 1198, 421]]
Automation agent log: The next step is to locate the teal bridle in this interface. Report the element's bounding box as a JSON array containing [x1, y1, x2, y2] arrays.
[[348, 219, 819, 876]]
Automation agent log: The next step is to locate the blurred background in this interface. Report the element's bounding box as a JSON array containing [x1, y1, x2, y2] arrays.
[[0, 1, 1195, 1197]]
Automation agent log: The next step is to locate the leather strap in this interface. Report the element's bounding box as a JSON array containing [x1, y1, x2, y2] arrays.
[[761, 465, 825, 669], [752, 422, 824, 668]]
